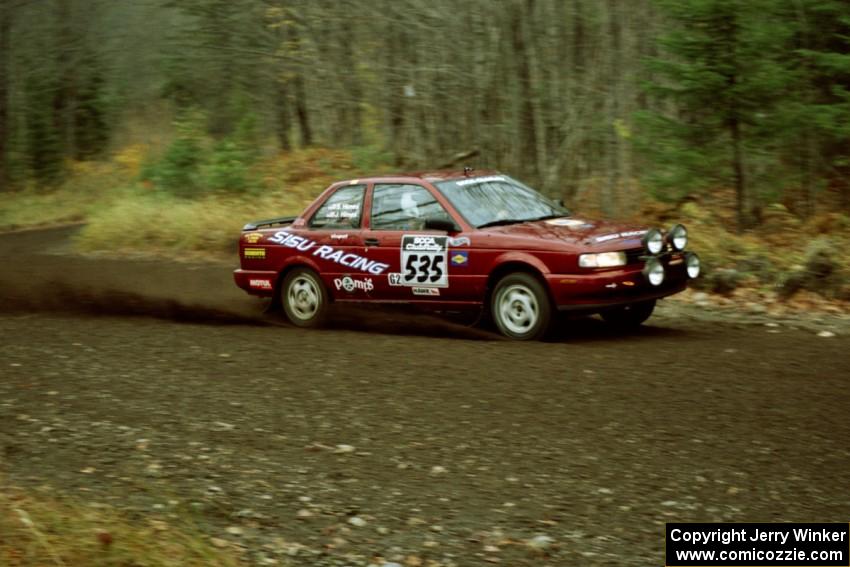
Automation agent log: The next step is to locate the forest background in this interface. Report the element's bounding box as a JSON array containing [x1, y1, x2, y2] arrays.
[[1, 0, 849, 302]]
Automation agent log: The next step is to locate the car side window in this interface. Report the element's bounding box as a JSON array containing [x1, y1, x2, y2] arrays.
[[309, 185, 366, 229], [371, 184, 452, 231]]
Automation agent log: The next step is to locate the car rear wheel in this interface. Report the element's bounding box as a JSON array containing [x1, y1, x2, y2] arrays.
[[491, 273, 552, 340], [600, 300, 655, 328], [281, 268, 328, 328]]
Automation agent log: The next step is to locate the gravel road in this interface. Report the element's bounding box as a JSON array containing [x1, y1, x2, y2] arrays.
[[1, 227, 848, 566]]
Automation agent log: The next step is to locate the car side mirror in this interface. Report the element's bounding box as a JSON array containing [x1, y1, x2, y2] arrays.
[[556, 198, 565, 208], [423, 217, 460, 233]]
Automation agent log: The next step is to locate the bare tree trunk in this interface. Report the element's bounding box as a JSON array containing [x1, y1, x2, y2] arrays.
[[511, 0, 538, 182], [0, 4, 10, 188], [274, 82, 292, 151], [524, 0, 547, 190], [572, 0, 585, 73], [293, 72, 312, 147], [271, 6, 291, 152], [288, 22, 313, 147], [54, 0, 76, 159], [801, 129, 815, 218], [340, 34, 362, 146], [604, 0, 621, 216], [385, 9, 405, 165], [730, 114, 746, 232]]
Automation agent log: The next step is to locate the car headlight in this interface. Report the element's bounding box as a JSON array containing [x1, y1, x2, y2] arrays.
[[685, 252, 701, 279], [668, 224, 688, 251], [643, 256, 665, 286], [579, 251, 627, 268], [642, 228, 664, 255]]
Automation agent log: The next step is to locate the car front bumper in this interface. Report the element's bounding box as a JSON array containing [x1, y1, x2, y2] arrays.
[[547, 256, 689, 312]]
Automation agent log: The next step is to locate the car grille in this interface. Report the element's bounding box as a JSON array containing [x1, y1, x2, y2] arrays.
[[624, 248, 645, 265]]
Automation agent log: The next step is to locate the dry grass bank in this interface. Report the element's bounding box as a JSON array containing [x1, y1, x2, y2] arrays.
[[0, 483, 246, 567]]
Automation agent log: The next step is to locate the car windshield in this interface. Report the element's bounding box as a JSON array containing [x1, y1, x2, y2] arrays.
[[435, 175, 569, 228]]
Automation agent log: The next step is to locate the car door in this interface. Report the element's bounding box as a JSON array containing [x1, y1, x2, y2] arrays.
[[298, 184, 379, 299], [363, 183, 466, 302]]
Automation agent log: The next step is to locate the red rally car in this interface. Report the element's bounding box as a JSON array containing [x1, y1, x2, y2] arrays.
[[234, 170, 700, 340]]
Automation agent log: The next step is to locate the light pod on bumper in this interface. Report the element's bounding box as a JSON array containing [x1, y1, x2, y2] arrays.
[[642, 228, 664, 255], [685, 252, 701, 279], [668, 224, 688, 251], [643, 256, 665, 286]]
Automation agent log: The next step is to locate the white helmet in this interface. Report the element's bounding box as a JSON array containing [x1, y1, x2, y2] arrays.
[[401, 192, 420, 218]]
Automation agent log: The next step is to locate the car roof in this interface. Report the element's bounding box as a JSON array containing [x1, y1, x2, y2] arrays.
[[336, 169, 502, 185]]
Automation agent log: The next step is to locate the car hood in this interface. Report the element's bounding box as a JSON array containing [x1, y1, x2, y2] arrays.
[[484, 217, 649, 249]]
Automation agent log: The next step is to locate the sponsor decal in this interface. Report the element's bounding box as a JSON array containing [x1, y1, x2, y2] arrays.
[[348, 179, 359, 185], [595, 229, 648, 243], [404, 235, 444, 252], [596, 234, 619, 243], [243, 232, 263, 243], [605, 283, 617, 289], [249, 278, 273, 290], [450, 251, 469, 266], [412, 287, 440, 296], [401, 235, 448, 288], [243, 247, 266, 259], [455, 175, 505, 187], [545, 218, 590, 228], [330, 233, 349, 240], [325, 201, 360, 220], [333, 276, 374, 293], [388, 273, 404, 286], [448, 236, 471, 247], [269, 231, 389, 275]]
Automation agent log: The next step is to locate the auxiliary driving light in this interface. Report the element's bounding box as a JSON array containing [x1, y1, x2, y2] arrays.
[[643, 256, 665, 286], [643, 228, 664, 255], [685, 252, 701, 279], [669, 224, 688, 251]]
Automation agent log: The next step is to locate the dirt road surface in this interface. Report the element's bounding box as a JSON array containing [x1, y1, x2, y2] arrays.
[[1, 227, 848, 566]]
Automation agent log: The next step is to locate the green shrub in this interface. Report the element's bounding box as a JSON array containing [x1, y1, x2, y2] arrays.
[[145, 137, 204, 197], [141, 134, 261, 197], [141, 110, 260, 197], [202, 139, 252, 193]]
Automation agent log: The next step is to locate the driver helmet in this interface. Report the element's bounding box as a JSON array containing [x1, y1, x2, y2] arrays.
[[401, 192, 421, 219]]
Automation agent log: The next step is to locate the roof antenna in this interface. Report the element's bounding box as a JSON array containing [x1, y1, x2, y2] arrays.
[[463, 166, 474, 177]]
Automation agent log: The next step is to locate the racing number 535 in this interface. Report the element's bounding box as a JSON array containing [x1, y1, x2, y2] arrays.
[[404, 253, 445, 284], [400, 235, 448, 288]]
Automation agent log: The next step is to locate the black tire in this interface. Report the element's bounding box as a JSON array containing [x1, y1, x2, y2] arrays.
[[490, 272, 553, 340], [280, 268, 329, 328], [600, 300, 656, 329]]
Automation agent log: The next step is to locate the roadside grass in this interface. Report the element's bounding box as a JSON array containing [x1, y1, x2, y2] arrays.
[[74, 147, 381, 259], [1, 145, 387, 248], [74, 191, 301, 259], [0, 484, 245, 567], [0, 158, 137, 231], [642, 196, 850, 306]]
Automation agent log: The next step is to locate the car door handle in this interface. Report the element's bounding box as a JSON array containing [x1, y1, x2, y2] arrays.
[[364, 238, 379, 246]]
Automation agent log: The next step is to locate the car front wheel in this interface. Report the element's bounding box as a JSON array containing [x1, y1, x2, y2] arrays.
[[281, 268, 328, 328], [490, 272, 552, 340], [600, 300, 655, 328]]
